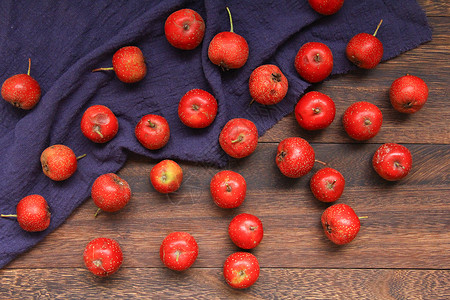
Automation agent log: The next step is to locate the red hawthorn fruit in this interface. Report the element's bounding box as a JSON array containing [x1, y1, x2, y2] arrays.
[[1, 58, 41, 110], [321, 203, 361, 245], [92, 46, 147, 83], [83, 237, 123, 277], [208, 7, 249, 70], [1, 194, 51, 232], [248, 64, 289, 105], [40, 144, 80, 181], [80, 105, 119, 143], [164, 8, 205, 50]]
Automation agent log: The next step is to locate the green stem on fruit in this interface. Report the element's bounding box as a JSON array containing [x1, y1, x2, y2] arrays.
[[1, 214, 17, 218], [226, 7, 234, 33], [94, 126, 104, 138], [92, 67, 114, 72], [358, 216, 369, 219], [231, 134, 244, 144], [76, 154, 87, 160], [27, 58, 31, 76], [94, 208, 102, 218], [373, 19, 383, 37]]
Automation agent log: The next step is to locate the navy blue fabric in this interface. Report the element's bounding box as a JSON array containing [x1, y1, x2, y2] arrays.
[[0, 0, 431, 268]]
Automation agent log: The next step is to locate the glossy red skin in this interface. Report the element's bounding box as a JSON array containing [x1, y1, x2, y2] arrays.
[[160, 232, 198, 271], [81, 105, 119, 143], [83, 237, 123, 277], [40, 144, 78, 181], [210, 170, 246, 209], [178, 89, 218, 128], [1, 74, 41, 110], [308, 0, 345, 15], [228, 213, 263, 249], [310, 167, 345, 203], [295, 91, 336, 130], [208, 31, 249, 70], [372, 143, 412, 181], [249, 64, 288, 105], [389, 75, 428, 114], [91, 173, 131, 213], [150, 160, 183, 194], [346, 33, 383, 69], [223, 252, 260, 289], [321, 203, 360, 245], [164, 8, 205, 50], [342, 101, 383, 141], [294, 42, 333, 83], [15, 194, 50, 232], [112, 46, 147, 83], [219, 118, 258, 159], [276, 137, 315, 178], [135, 114, 170, 150]]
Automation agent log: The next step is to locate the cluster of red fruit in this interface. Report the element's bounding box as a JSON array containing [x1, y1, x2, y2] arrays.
[[0, 1, 429, 290]]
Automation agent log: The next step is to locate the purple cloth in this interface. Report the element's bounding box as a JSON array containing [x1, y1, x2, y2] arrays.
[[0, 0, 431, 268]]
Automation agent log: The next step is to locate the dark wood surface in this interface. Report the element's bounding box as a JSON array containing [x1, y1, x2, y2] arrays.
[[1, 1, 449, 299]]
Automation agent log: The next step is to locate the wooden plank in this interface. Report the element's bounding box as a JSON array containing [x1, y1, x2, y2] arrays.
[[5, 144, 449, 270], [0, 268, 448, 299], [419, 0, 450, 16]]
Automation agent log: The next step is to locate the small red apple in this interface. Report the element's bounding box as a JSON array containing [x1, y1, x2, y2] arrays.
[[310, 167, 345, 203], [83, 237, 123, 277], [178, 89, 218, 128], [308, 0, 345, 15], [40, 144, 83, 181], [389, 74, 429, 114], [208, 7, 249, 70], [150, 160, 183, 194], [223, 252, 260, 289], [321, 203, 360, 245], [81, 105, 119, 143], [342, 101, 383, 141], [248, 64, 289, 105], [135, 114, 170, 150], [164, 8, 205, 50], [91, 173, 131, 217], [294, 42, 333, 83], [210, 170, 246, 209], [346, 20, 384, 69], [276, 137, 315, 178], [160, 231, 198, 271], [228, 213, 263, 249], [372, 143, 412, 181], [92, 46, 147, 83], [1, 194, 51, 232], [1, 58, 41, 110], [295, 91, 336, 130], [219, 118, 258, 159]]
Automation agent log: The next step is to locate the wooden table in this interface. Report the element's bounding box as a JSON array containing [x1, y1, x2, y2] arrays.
[[1, 1, 449, 299]]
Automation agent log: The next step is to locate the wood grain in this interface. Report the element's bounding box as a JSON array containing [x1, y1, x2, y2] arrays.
[[0, 268, 448, 299], [2, 1, 449, 299]]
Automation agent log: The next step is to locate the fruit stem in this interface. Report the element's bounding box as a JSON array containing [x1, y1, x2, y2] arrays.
[[92, 67, 114, 72], [27, 58, 31, 76], [76, 154, 87, 160], [226, 7, 234, 33], [373, 19, 383, 37], [94, 127, 104, 138], [358, 216, 369, 219], [315, 159, 327, 166], [231, 134, 244, 144], [94, 208, 101, 218], [1, 214, 17, 218]]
